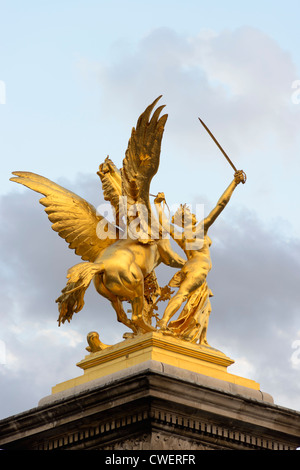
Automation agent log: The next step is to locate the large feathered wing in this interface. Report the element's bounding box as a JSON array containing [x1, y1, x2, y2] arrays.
[[121, 95, 168, 240], [10, 171, 119, 262]]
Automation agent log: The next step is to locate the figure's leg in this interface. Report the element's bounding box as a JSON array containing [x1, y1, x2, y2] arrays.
[[158, 276, 201, 330], [157, 292, 187, 329]]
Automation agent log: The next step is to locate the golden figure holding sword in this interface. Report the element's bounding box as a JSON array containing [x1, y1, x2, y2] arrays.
[[10, 96, 246, 350], [154, 170, 245, 340], [153, 118, 246, 340]]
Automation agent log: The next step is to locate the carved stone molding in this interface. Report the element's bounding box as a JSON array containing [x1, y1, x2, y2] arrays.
[[1, 362, 299, 450]]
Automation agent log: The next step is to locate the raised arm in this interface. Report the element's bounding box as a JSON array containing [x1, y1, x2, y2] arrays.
[[153, 193, 182, 241], [203, 170, 246, 233]]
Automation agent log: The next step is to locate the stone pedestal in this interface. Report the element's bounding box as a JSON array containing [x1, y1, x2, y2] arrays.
[[52, 332, 259, 394], [0, 335, 300, 450]]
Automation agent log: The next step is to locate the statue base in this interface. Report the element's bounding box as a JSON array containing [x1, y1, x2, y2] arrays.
[[3, 357, 300, 450], [3, 339, 300, 450], [52, 331, 259, 394]]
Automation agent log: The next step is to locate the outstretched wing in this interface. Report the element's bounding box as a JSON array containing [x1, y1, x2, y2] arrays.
[[10, 171, 119, 262], [121, 95, 168, 239]]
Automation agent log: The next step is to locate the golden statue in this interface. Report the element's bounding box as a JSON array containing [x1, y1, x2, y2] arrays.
[[10, 96, 246, 351], [154, 169, 246, 344]]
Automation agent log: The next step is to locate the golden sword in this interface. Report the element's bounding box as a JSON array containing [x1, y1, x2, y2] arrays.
[[198, 118, 246, 183]]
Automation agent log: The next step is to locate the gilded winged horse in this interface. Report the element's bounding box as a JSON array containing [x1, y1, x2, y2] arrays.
[[10, 97, 185, 337]]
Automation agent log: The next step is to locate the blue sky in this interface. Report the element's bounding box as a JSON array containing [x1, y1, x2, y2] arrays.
[[1, 0, 300, 422]]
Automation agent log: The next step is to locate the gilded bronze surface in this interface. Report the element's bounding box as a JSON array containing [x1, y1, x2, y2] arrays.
[[10, 96, 246, 350]]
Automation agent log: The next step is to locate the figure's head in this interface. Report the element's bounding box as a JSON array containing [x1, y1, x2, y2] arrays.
[[172, 204, 197, 228]]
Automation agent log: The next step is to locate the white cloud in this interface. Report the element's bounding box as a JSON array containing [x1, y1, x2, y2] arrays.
[[2, 25, 300, 420], [36, 327, 84, 348], [89, 25, 300, 241], [228, 356, 257, 380], [95, 26, 300, 155], [1, 173, 300, 417]]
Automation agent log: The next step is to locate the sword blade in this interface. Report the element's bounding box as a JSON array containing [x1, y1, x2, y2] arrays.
[[198, 118, 237, 172]]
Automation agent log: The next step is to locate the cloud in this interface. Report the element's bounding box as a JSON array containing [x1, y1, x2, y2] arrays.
[[1, 24, 300, 420], [206, 206, 300, 410], [95, 26, 299, 159], [88, 26, 300, 240], [1, 171, 300, 419], [0, 177, 126, 418]]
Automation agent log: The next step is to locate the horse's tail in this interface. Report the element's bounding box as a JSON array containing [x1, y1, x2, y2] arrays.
[[56, 262, 105, 326]]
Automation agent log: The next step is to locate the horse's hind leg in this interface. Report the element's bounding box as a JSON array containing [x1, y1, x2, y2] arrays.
[[111, 297, 138, 333], [94, 274, 136, 332]]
